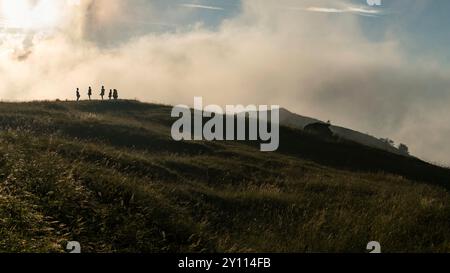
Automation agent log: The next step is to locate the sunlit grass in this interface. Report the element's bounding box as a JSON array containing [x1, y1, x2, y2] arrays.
[[0, 100, 449, 252]]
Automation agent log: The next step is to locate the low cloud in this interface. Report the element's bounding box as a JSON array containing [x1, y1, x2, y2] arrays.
[[0, 0, 449, 165]]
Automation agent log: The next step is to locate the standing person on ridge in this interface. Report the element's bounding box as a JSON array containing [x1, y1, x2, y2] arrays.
[[100, 86, 106, 100], [88, 86, 92, 100], [109, 89, 113, 100], [76, 88, 80, 101], [113, 89, 119, 100]]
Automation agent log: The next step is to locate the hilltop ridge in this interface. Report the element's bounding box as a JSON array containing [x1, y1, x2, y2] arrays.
[[0, 100, 449, 252]]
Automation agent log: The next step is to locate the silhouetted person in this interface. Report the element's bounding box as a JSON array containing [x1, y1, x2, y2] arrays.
[[88, 86, 92, 100], [109, 89, 113, 100], [100, 86, 106, 100], [113, 89, 119, 100], [76, 88, 80, 101]]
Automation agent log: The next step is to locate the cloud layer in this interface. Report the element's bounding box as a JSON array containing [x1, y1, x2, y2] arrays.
[[0, 0, 449, 165]]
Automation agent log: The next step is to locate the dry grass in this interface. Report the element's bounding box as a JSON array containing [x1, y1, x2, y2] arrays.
[[0, 100, 448, 253]]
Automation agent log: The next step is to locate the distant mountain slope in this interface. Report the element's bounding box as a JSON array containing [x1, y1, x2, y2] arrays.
[[330, 126, 403, 155], [279, 108, 406, 156], [279, 108, 322, 129]]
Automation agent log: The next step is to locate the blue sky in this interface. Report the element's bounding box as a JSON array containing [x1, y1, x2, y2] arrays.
[[355, 0, 450, 62], [145, 0, 450, 63]]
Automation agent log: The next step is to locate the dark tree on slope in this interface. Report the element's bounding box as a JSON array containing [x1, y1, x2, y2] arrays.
[[399, 143, 410, 155], [380, 138, 395, 147]]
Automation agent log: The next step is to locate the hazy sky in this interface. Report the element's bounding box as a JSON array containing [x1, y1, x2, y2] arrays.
[[0, 0, 450, 165]]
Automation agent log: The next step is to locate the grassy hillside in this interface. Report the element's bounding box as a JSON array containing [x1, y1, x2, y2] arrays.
[[0, 100, 449, 253]]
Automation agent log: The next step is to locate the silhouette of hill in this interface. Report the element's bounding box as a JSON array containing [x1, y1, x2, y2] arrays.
[[0, 100, 449, 253], [278, 108, 406, 155], [279, 108, 322, 129]]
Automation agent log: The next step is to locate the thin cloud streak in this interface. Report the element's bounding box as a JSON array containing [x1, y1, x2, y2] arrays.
[[305, 7, 343, 13], [347, 7, 380, 14], [300, 5, 381, 16], [180, 4, 225, 11]]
